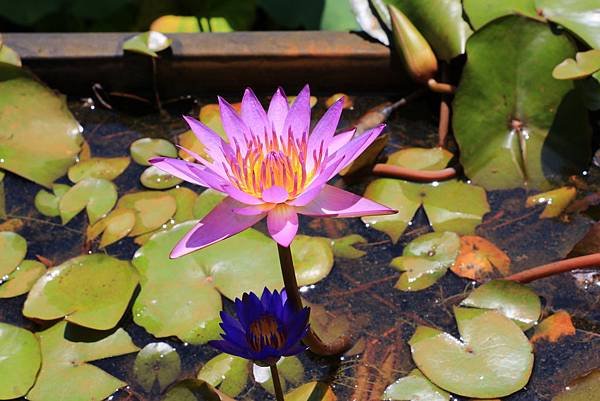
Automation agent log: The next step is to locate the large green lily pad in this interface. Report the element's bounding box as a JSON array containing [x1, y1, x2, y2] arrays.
[[0, 259, 45, 298], [132, 221, 334, 343], [123, 31, 172, 58], [59, 178, 118, 225], [463, 0, 537, 29], [362, 179, 489, 243], [0, 323, 41, 400], [410, 307, 534, 398], [27, 321, 139, 401], [0, 74, 82, 188], [0, 231, 26, 276], [536, 0, 600, 48], [67, 156, 130, 183], [453, 16, 590, 190], [197, 353, 249, 397], [383, 369, 450, 401], [461, 280, 541, 330], [23, 254, 139, 330], [390, 232, 460, 291], [133, 342, 182, 392], [384, 0, 472, 60]]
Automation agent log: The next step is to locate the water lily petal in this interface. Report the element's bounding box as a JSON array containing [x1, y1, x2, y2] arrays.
[[267, 204, 299, 247], [287, 157, 345, 207], [262, 185, 289, 203], [234, 203, 276, 216], [282, 85, 311, 142], [308, 96, 344, 156], [149, 157, 225, 190], [327, 128, 356, 154], [267, 87, 289, 135], [218, 96, 252, 148], [170, 197, 265, 257], [241, 88, 270, 138], [209, 340, 251, 359], [297, 184, 395, 217], [183, 115, 232, 164], [221, 184, 264, 205]]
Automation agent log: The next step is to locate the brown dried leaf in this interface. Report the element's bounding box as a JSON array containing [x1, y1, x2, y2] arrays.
[[531, 310, 576, 344], [451, 236, 511, 281]]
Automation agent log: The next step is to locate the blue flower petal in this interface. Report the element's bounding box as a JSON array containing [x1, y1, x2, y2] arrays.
[[209, 340, 252, 359]]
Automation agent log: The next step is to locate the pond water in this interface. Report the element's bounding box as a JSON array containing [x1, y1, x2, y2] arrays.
[[1, 89, 599, 401]]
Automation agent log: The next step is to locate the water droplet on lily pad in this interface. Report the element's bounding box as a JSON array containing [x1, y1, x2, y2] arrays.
[[133, 342, 182, 392], [67, 156, 130, 183], [140, 165, 183, 189]]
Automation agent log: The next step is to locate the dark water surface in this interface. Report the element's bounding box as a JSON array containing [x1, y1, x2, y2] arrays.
[[1, 91, 599, 401]]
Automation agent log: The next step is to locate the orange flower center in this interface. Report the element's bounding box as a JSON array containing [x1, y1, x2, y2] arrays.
[[248, 315, 286, 352]]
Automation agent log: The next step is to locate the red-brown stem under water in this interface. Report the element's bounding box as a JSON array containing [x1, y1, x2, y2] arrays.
[[277, 244, 351, 355], [372, 164, 457, 181], [505, 253, 600, 283]]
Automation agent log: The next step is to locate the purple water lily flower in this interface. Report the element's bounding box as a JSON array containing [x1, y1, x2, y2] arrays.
[[209, 288, 309, 366], [150, 85, 395, 257]]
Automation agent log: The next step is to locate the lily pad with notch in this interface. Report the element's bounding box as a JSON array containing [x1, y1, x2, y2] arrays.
[[130, 138, 177, 166], [0, 230, 26, 277], [0, 323, 41, 400], [197, 353, 249, 397], [34, 184, 71, 218], [116, 191, 177, 236], [384, 368, 450, 401], [59, 177, 118, 225], [0, 259, 46, 298], [86, 208, 136, 248], [133, 342, 182, 393], [67, 156, 130, 183]]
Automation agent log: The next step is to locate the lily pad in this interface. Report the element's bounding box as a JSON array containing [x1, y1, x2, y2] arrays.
[[197, 353, 249, 397], [450, 235, 511, 281], [27, 321, 139, 401], [140, 165, 183, 189], [86, 208, 136, 248], [553, 369, 600, 401], [67, 156, 130, 183], [253, 356, 304, 394], [34, 184, 70, 217], [331, 234, 367, 259], [0, 171, 4, 218], [0, 231, 26, 276], [553, 50, 600, 80], [123, 31, 172, 57], [168, 187, 198, 222], [387, 147, 453, 171], [133, 342, 182, 392], [161, 379, 234, 401], [0, 260, 45, 298], [536, 0, 600, 48], [531, 310, 576, 343], [0, 74, 83, 188], [59, 178, 117, 225], [130, 138, 177, 166], [24, 254, 139, 330], [284, 382, 337, 401], [453, 16, 590, 190], [362, 179, 489, 243], [132, 221, 334, 343], [410, 307, 534, 398], [383, 369, 450, 401], [0, 44, 21, 67], [463, 0, 537, 29], [384, 0, 472, 60], [192, 189, 227, 219], [0, 323, 41, 400], [460, 280, 541, 330], [390, 232, 460, 291], [526, 186, 576, 218], [116, 191, 177, 236]]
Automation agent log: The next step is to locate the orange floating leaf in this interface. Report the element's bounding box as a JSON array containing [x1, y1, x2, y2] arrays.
[[325, 93, 354, 109], [451, 236, 511, 281], [531, 310, 576, 344]]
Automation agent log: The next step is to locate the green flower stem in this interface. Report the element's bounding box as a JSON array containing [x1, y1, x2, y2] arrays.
[[277, 244, 351, 356], [270, 364, 285, 401]]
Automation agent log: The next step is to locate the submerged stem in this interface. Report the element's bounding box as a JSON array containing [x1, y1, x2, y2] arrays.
[[277, 244, 351, 356], [505, 253, 600, 283], [270, 364, 285, 401], [372, 164, 457, 181]]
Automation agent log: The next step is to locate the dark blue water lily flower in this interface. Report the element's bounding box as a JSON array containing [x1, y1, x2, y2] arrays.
[[209, 287, 310, 366]]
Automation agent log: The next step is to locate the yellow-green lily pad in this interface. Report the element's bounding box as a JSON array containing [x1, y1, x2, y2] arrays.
[[59, 178, 117, 225], [410, 307, 534, 398], [0, 323, 41, 400], [553, 49, 600, 80], [0, 259, 45, 298], [86, 208, 136, 248], [284, 382, 336, 401], [167, 187, 198, 222], [460, 280, 541, 330], [140, 165, 183, 189], [0, 231, 27, 276], [553, 369, 600, 401], [253, 356, 304, 394], [0, 74, 83, 188], [383, 369, 450, 401], [197, 353, 249, 397], [391, 232, 460, 291], [0, 44, 21, 67], [27, 321, 139, 401], [116, 191, 177, 236], [34, 183, 70, 217], [362, 179, 489, 243], [526, 186, 576, 218], [132, 221, 334, 343], [123, 31, 172, 58], [193, 189, 227, 219], [463, 0, 538, 29], [67, 156, 130, 183], [23, 254, 139, 330], [161, 379, 234, 401], [387, 147, 453, 171], [133, 342, 182, 392], [130, 137, 177, 166], [331, 234, 367, 259]]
